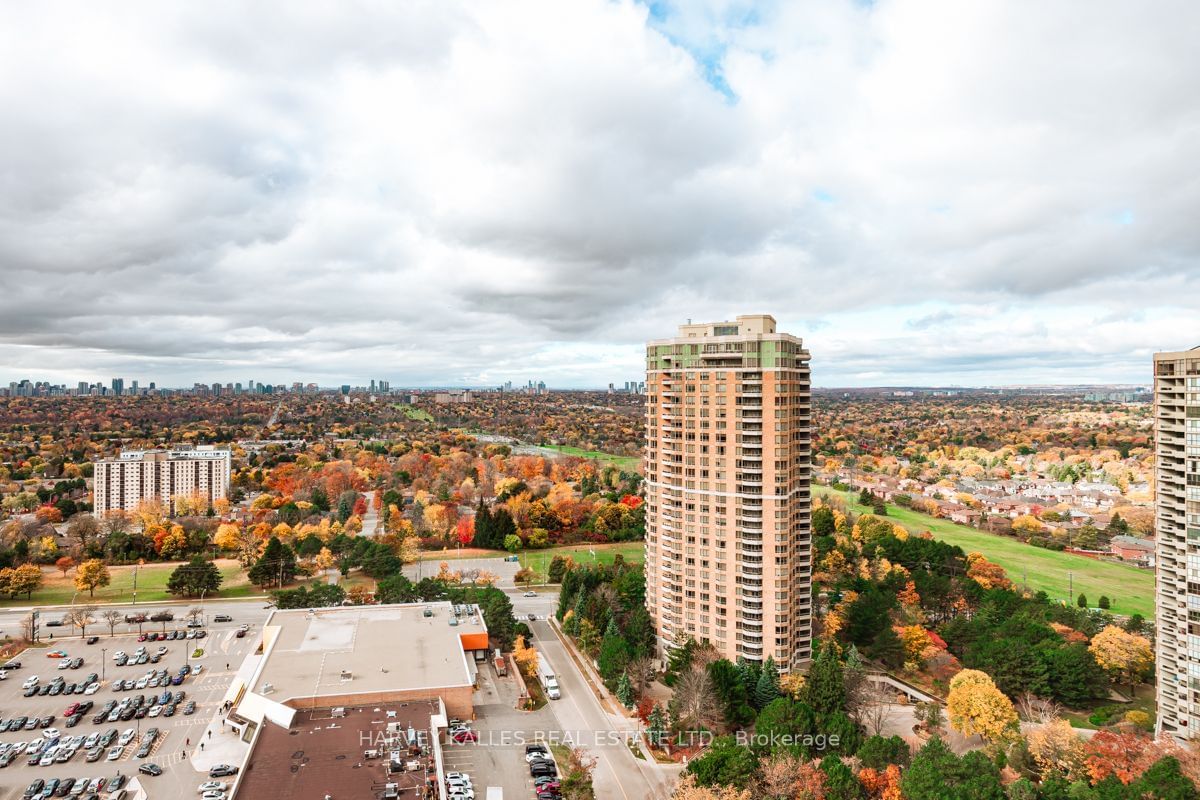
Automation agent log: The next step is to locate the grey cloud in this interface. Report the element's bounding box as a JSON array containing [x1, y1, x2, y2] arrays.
[[0, 1, 1198, 386]]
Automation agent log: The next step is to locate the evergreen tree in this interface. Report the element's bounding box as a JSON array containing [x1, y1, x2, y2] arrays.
[[821, 754, 866, 800], [166, 556, 223, 598], [754, 657, 782, 709], [1133, 756, 1199, 800], [647, 703, 668, 747], [867, 625, 905, 670], [707, 659, 755, 728], [248, 536, 297, 588], [472, 499, 492, 548], [492, 509, 517, 549], [802, 646, 846, 716], [1078, 593, 1088, 608], [547, 555, 567, 583], [616, 672, 634, 708], [663, 634, 696, 687]]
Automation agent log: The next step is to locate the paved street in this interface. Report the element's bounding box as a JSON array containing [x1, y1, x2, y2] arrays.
[[529, 619, 677, 800]]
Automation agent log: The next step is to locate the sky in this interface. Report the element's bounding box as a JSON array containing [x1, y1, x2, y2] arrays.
[[1, 0, 1198, 389]]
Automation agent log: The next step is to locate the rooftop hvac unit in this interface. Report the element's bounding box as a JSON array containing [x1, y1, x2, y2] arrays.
[[331, 707, 346, 718], [340, 670, 353, 682], [260, 683, 274, 694]]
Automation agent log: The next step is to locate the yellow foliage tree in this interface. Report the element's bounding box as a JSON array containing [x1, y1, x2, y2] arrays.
[[946, 669, 1019, 743], [1027, 718, 1085, 778], [512, 635, 539, 679], [74, 559, 111, 598], [214, 523, 242, 551], [1088, 625, 1153, 694]]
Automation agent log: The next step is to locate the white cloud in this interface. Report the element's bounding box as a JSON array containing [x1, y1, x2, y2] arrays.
[[0, 0, 1196, 387]]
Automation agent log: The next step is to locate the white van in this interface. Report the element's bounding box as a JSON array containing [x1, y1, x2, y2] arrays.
[[22, 675, 39, 689]]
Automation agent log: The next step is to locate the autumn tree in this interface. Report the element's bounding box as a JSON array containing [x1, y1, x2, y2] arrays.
[[55, 556, 75, 577], [1026, 718, 1085, 778], [7, 563, 43, 599], [1088, 625, 1153, 695], [74, 559, 111, 598], [945, 669, 1018, 744]]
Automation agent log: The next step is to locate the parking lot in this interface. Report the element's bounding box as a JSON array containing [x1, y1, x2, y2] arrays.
[[439, 661, 566, 800], [0, 610, 268, 800]]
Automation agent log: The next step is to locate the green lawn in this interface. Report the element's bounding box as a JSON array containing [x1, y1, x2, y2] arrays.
[[539, 445, 640, 472], [0, 560, 255, 608], [519, 541, 644, 571], [816, 487, 1155, 619], [396, 405, 433, 421]]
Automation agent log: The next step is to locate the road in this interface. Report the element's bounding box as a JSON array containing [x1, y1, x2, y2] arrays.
[[361, 490, 380, 536], [529, 618, 676, 800], [0, 599, 271, 643]]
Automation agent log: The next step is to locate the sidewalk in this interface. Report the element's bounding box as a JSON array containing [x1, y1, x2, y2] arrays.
[[187, 712, 250, 772]]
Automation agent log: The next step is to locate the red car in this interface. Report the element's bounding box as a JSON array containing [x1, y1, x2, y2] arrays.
[[63, 703, 79, 717], [450, 729, 478, 743], [137, 634, 147, 642]]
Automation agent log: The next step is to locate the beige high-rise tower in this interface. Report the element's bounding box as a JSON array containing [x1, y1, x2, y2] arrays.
[[644, 314, 812, 668], [1154, 348, 1200, 737]]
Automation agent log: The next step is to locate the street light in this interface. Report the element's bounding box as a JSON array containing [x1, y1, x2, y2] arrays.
[[101, 648, 106, 682]]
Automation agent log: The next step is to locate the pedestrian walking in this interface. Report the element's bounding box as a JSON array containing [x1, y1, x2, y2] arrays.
[[208, 730, 212, 738], [201, 743, 205, 752], [186, 738, 190, 746]]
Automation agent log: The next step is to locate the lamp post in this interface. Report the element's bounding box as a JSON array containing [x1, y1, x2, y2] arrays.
[[101, 648, 106, 682]]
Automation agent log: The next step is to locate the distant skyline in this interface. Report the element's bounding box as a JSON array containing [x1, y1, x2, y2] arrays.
[[2, 2, 1199, 388]]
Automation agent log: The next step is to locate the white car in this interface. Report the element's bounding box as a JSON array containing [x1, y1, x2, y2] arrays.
[[523, 591, 537, 597], [84, 682, 100, 695], [57, 659, 73, 670], [447, 789, 475, 800], [42, 728, 60, 740], [0, 669, 7, 680], [147, 705, 162, 718], [107, 745, 124, 761], [118, 728, 136, 746], [198, 782, 228, 794], [201, 793, 227, 800], [111, 652, 126, 661], [22, 675, 39, 689], [135, 678, 148, 690]]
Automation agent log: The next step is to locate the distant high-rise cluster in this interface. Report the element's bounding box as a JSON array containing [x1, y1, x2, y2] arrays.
[[92, 446, 232, 517], [1154, 348, 1200, 737], [644, 314, 813, 669]]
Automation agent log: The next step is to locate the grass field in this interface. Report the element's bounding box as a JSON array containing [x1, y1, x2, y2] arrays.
[[0, 560, 255, 608], [396, 405, 434, 421], [414, 540, 645, 568], [539, 445, 640, 472], [816, 487, 1155, 618], [519, 541, 644, 571]]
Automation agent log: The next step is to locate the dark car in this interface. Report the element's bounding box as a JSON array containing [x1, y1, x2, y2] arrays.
[[149, 613, 173, 622], [134, 741, 153, 759], [137, 763, 162, 777], [108, 776, 126, 792], [183, 701, 196, 715], [119, 707, 136, 721], [213, 614, 232, 622], [235, 629, 247, 638], [23, 779, 44, 799], [39, 715, 54, 728], [162, 705, 176, 717], [54, 778, 74, 797], [196, 630, 206, 639], [208, 765, 238, 778], [85, 636, 99, 645], [24, 686, 38, 698], [38, 684, 51, 696], [5, 660, 21, 669], [64, 714, 81, 729]]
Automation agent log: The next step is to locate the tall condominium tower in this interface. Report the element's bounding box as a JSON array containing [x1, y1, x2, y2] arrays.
[[93, 446, 232, 517], [1155, 348, 1200, 737], [644, 314, 812, 668]]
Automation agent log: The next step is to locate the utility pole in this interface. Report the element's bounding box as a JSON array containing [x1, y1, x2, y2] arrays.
[[1068, 571, 1073, 603]]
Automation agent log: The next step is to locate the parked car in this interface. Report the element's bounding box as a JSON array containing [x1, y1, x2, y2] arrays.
[[208, 765, 238, 778], [139, 763, 163, 776], [213, 615, 232, 623]]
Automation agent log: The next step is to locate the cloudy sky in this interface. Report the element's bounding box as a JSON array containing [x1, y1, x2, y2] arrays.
[[1, 1, 1197, 389]]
